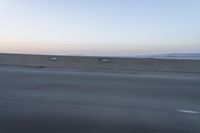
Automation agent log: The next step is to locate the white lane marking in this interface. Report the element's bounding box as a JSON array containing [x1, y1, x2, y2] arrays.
[[177, 109, 199, 114]]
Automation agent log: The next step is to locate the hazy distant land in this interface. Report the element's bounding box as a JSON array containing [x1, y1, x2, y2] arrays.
[[136, 53, 200, 60]]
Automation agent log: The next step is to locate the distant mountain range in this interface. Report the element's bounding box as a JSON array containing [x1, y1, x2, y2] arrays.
[[138, 53, 200, 60]]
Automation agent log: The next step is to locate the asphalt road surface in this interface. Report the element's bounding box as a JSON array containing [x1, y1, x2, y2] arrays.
[[0, 67, 200, 133]]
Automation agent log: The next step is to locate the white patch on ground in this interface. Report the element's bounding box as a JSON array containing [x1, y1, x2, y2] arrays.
[[177, 109, 199, 114]]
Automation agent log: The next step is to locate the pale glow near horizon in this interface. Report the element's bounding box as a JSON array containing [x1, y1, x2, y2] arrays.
[[0, 0, 200, 56]]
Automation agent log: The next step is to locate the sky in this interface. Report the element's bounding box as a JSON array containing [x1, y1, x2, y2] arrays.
[[0, 0, 200, 56]]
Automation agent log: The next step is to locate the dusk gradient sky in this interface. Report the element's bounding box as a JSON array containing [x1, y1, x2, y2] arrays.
[[0, 0, 200, 56]]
